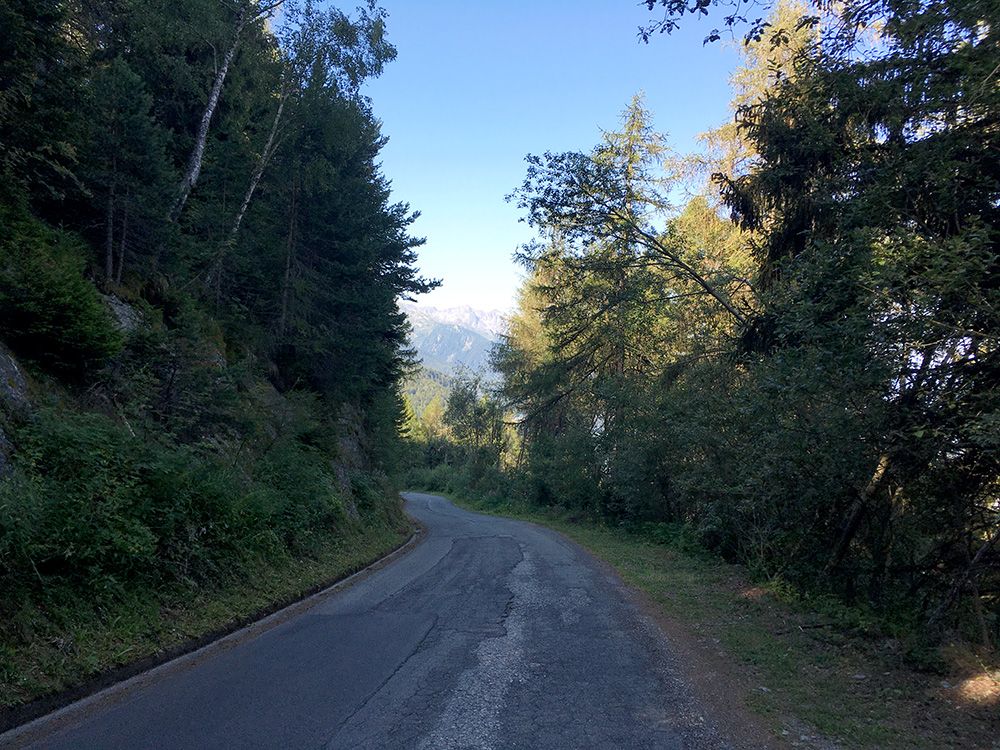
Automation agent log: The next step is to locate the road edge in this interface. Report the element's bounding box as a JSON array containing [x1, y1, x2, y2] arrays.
[[0, 513, 428, 747]]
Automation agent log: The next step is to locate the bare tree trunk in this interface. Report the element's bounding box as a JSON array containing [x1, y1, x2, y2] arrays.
[[825, 343, 939, 574], [279, 242, 294, 335], [116, 205, 128, 285], [229, 82, 289, 240], [168, 0, 286, 223], [168, 4, 249, 221], [971, 577, 991, 650], [928, 522, 1000, 629], [826, 452, 891, 571], [105, 183, 116, 284], [202, 67, 290, 291]]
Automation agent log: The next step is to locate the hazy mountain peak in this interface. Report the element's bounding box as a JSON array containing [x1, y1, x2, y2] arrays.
[[400, 301, 507, 374], [400, 301, 507, 339]]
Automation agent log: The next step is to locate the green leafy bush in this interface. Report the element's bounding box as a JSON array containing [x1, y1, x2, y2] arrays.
[[2, 410, 154, 598], [0, 209, 121, 378], [0, 398, 404, 613]]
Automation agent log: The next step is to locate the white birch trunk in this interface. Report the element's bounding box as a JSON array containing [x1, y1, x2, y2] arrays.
[[229, 82, 289, 240], [168, 1, 285, 222], [168, 4, 249, 221]]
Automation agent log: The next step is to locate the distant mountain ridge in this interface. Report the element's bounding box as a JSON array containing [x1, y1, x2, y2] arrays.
[[400, 302, 507, 340], [401, 302, 507, 374]]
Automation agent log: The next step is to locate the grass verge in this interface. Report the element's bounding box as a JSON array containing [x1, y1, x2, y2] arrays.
[[446, 493, 999, 750], [0, 522, 411, 729]]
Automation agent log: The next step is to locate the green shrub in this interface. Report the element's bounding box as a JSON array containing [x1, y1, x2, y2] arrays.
[[0, 209, 121, 378], [526, 428, 602, 512], [352, 474, 404, 528], [258, 439, 343, 553], [8, 410, 155, 596]]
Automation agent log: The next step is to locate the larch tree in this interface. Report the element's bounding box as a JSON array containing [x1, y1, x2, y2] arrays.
[[644, 0, 1000, 630]]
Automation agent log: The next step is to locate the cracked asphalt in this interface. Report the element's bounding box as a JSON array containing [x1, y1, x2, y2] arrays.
[[14, 493, 740, 749]]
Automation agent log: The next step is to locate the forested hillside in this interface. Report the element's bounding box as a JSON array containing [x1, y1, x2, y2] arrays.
[[403, 367, 452, 421], [0, 0, 433, 711], [408, 0, 1000, 655]]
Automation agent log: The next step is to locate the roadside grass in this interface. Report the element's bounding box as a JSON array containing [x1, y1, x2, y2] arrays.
[[443, 493, 999, 750], [0, 524, 409, 721]]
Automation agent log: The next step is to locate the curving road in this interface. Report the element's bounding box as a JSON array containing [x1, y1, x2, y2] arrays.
[[8, 493, 743, 749]]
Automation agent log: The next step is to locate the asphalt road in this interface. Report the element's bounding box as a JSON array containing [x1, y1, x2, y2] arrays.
[[9, 492, 740, 749]]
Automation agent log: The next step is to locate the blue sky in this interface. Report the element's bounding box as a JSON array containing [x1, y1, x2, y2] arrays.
[[363, 1, 743, 312]]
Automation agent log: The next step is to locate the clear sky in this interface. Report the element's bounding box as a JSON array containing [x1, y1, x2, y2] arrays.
[[362, 1, 743, 313]]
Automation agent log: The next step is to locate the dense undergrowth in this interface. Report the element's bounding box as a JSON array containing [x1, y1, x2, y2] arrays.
[[2, 404, 403, 613]]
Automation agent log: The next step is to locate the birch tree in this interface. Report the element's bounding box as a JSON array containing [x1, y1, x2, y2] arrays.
[[228, 0, 395, 236], [168, 0, 283, 221]]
